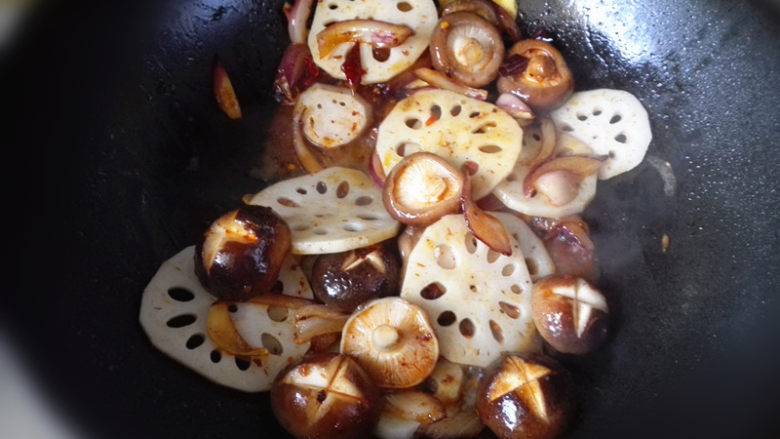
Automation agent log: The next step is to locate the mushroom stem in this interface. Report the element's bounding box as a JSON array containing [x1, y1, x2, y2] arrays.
[[373, 325, 400, 350]]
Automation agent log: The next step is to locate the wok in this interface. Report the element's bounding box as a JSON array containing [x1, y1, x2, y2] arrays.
[[3, 0, 779, 437]]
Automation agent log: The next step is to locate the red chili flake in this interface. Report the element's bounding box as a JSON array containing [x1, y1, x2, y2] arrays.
[[498, 54, 530, 77], [341, 43, 364, 90]]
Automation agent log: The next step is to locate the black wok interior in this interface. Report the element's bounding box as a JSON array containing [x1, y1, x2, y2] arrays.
[[3, 0, 779, 438]]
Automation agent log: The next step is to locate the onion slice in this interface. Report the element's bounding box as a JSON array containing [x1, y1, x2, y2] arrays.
[[294, 304, 350, 344], [291, 100, 324, 173], [384, 391, 446, 425], [496, 92, 535, 121], [316, 19, 414, 58], [247, 293, 317, 310], [206, 302, 269, 360], [273, 44, 320, 103], [414, 67, 488, 100], [528, 117, 557, 167], [213, 57, 242, 120], [522, 155, 604, 198], [283, 0, 315, 45], [461, 164, 512, 255]]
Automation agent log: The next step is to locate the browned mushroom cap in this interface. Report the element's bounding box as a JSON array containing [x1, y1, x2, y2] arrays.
[[310, 241, 401, 313], [271, 353, 382, 439], [531, 275, 609, 354], [497, 39, 574, 111], [340, 297, 439, 388], [383, 152, 464, 226], [430, 12, 505, 87], [194, 205, 291, 301], [477, 353, 575, 439]]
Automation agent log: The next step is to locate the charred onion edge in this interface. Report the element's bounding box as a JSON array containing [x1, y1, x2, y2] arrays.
[[316, 19, 414, 58], [206, 302, 269, 361], [382, 152, 465, 226], [292, 99, 324, 173], [461, 163, 512, 255], [522, 155, 604, 198], [429, 12, 505, 87], [414, 67, 488, 100], [283, 0, 315, 45]]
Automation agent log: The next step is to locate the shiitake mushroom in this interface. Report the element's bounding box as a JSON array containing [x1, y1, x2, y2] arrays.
[[497, 39, 574, 111], [194, 205, 291, 301], [477, 353, 576, 439], [271, 353, 382, 439], [430, 11, 505, 87], [310, 241, 400, 313], [382, 152, 464, 227], [531, 275, 609, 355]]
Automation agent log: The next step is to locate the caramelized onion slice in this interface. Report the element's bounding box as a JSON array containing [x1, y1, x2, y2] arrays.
[[414, 67, 488, 100], [248, 293, 317, 310], [206, 302, 269, 359], [316, 19, 414, 58], [522, 155, 604, 199], [497, 39, 574, 110], [294, 304, 350, 344], [384, 391, 446, 425], [273, 44, 320, 104], [383, 152, 465, 226], [430, 12, 505, 87], [496, 92, 535, 121], [213, 58, 242, 120], [461, 164, 512, 255], [528, 116, 557, 167]]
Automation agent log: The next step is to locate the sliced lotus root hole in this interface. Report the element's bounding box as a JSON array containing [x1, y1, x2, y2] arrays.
[[397, 1, 413, 12], [168, 287, 194, 302], [450, 104, 462, 116], [262, 333, 284, 355], [405, 118, 422, 129], [166, 314, 197, 328], [373, 47, 391, 62], [267, 305, 289, 322], [435, 244, 456, 269], [525, 258, 539, 276], [615, 133, 627, 144], [186, 333, 205, 350], [498, 301, 521, 319], [235, 357, 251, 371], [437, 311, 457, 326], [592, 108, 603, 116], [140, 246, 312, 392], [489, 320, 504, 343], [610, 114, 622, 124], [401, 214, 536, 367], [459, 319, 475, 337], [421, 282, 446, 300], [248, 167, 399, 255]]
